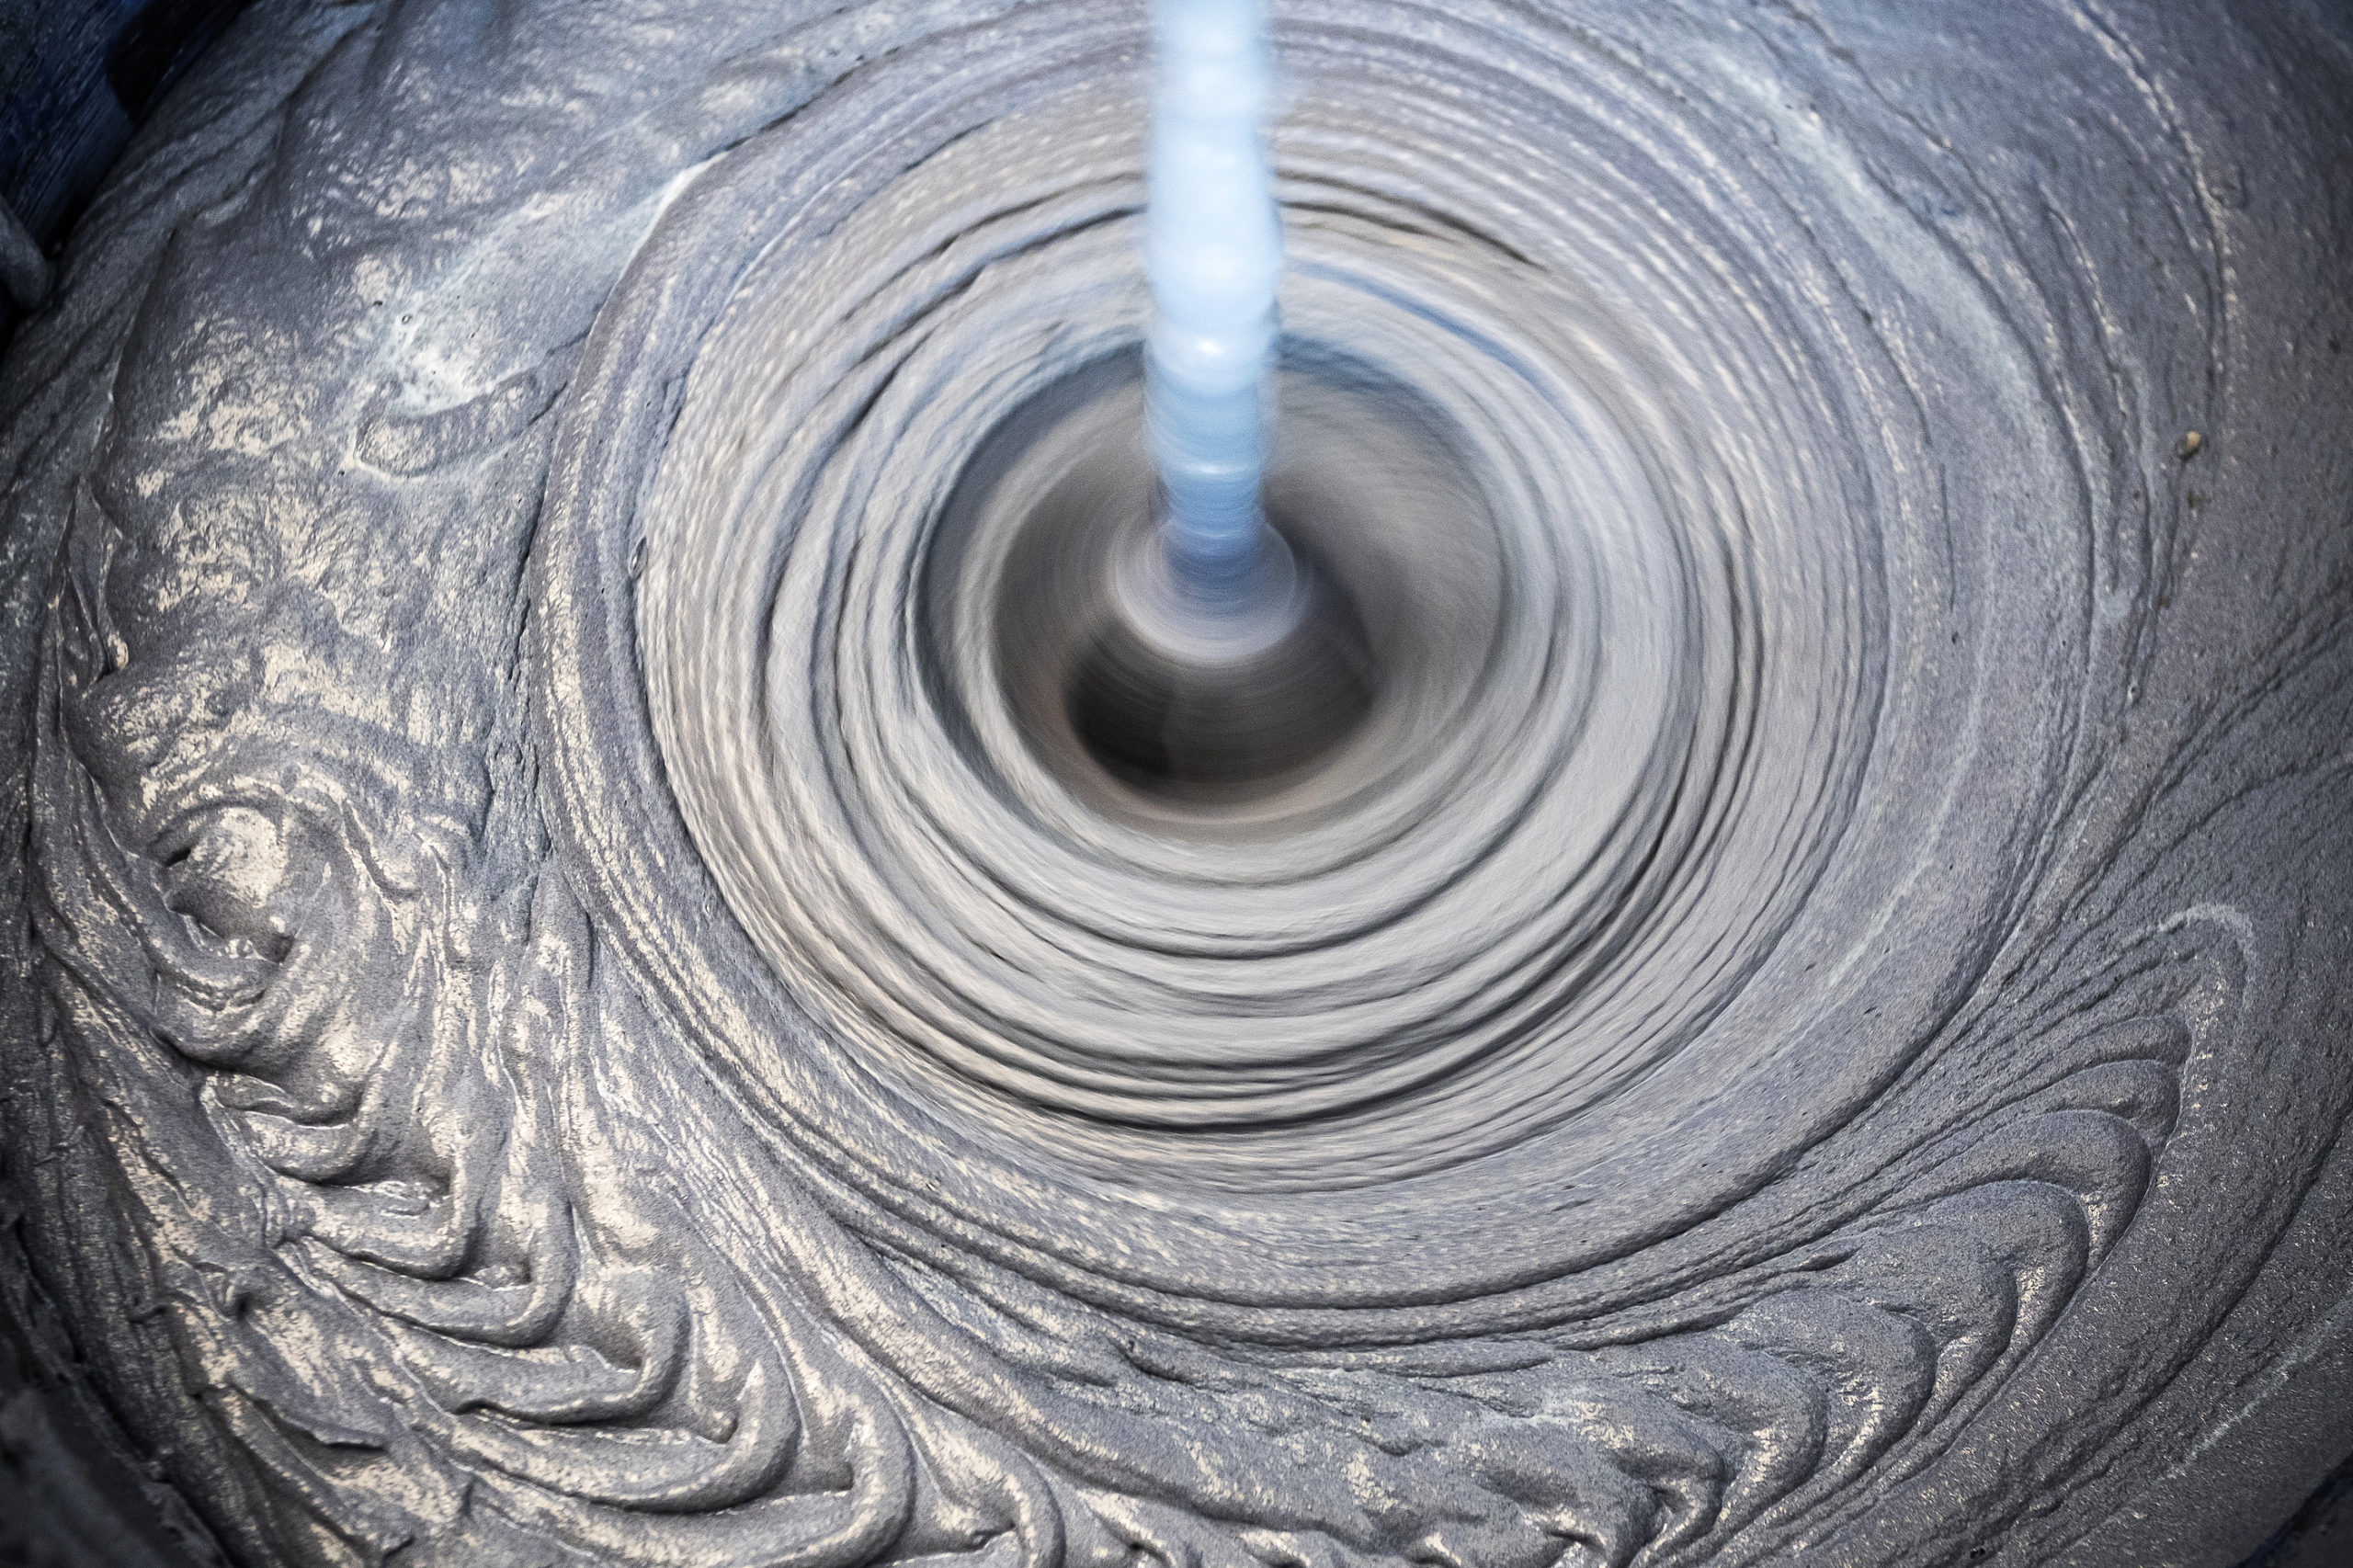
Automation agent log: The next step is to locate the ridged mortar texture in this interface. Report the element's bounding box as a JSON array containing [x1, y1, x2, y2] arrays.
[[1, 1, 2349, 1565]]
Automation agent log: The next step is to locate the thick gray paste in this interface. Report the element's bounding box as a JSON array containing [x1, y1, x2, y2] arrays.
[[2, 0, 2350, 1564]]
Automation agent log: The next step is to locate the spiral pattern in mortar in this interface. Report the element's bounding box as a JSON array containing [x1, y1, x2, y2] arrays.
[[2, 0, 2348, 1563]]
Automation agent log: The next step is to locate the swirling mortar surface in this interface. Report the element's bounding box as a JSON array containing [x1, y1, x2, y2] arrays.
[[0, 1, 2349, 1565]]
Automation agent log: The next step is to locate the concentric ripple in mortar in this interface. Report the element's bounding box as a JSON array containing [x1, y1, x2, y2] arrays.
[[639, 104, 1802, 1179], [597, 0, 2048, 1249]]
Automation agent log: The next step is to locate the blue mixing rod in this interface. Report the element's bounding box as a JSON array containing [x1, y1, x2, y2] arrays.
[[1145, 0, 1282, 608]]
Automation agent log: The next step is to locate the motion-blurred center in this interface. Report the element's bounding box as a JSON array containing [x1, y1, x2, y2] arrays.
[[934, 348, 1501, 835]]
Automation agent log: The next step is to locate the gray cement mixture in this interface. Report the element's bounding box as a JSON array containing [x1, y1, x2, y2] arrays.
[[2, 1, 2350, 1564]]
